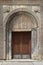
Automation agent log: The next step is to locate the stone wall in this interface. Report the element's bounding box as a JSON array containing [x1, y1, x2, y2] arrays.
[[0, 0, 43, 60], [0, 0, 41, 5], [3, 5, 41, 60], [0, 5, 5, 59], [40, 6, 43, 59]]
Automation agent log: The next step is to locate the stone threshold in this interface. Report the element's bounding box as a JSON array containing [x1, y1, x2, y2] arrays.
[[0, 59, 42, 62], [6, 59, 38, 62]]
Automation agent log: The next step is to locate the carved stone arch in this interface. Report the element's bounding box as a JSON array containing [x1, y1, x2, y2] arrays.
[[4, 8, 38, 60], [5, 8, 38, 27]]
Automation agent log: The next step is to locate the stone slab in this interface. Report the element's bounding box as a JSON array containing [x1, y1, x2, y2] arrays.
[[0, 62, 3, 65], [2, 61, 33, 65], [1, 61, 43, 65], [33, 61, 43, 65]]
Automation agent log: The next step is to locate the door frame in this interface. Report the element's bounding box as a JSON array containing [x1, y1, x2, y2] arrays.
[[6, 29, 37, 60], [11, 31, 31, 59]]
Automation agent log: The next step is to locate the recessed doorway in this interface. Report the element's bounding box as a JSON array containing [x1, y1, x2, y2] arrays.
[[11, 31, 31, 59]]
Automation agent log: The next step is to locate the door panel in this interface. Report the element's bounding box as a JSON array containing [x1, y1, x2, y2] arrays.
[[12, 33, 20, 55], [12, 32, 31, 59], [22, 32, 31, 54]]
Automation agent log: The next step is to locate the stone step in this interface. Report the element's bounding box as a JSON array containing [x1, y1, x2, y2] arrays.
[[2, 61, 33, 65], [0, 61, 43, 65]]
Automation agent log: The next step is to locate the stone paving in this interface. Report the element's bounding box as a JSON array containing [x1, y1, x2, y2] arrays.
[[0, 61, 43, 65]]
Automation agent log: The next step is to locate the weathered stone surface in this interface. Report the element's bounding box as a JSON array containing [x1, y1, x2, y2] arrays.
[[0, 5, 5, 59], [3, 5, 42, 60], [39, 6, 43, 60], [0, 61, 43, 65], [33, 61, 43, 65], [0, 0, 42, 62], [0, 62, 2, 65], [0, 0, 41, 5], [2, 61, 33, 65]]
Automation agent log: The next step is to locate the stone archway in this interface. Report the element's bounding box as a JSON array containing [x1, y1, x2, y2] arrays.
[[4, 8, 38, 60]]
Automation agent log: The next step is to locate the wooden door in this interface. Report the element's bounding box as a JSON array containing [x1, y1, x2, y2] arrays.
[[12, 32, 31, 59]]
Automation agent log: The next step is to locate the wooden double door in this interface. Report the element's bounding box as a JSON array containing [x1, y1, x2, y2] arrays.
[[12, 32, 31, 59]]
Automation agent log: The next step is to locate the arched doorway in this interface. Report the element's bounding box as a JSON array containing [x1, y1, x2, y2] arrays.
[[5, 8, 38, 60]]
